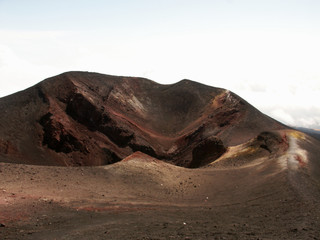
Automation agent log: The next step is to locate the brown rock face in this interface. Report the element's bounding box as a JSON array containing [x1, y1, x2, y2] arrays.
[[0, 71, 285, 167]]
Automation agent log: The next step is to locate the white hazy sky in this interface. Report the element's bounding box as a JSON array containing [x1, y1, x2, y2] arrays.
[[0, 0, 320, 128]]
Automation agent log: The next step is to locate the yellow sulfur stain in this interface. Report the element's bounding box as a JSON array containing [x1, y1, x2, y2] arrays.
[[288, 130, 306, 140], [230, 146, 257, 158], [212, 144, 258, 164]]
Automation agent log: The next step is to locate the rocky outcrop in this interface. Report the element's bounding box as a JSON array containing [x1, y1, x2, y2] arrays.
[[39, 112, 88, 154]]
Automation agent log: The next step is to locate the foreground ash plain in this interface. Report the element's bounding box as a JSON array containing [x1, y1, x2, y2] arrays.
[[1, 72, 320, 239]]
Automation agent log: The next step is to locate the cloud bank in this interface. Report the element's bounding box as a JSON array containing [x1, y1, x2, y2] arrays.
[[0, 0, 320, 129]]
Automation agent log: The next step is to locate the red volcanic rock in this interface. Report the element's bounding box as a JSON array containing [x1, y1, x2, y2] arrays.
[[121, 151, 160, 163], [0, 71, 286, 167], [0, 139, 17, 155]]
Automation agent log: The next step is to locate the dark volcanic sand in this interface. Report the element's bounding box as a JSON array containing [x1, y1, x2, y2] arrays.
[[1, 130, 320, 239]]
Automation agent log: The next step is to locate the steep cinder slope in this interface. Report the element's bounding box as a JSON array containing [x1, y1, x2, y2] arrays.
[[0, 71, 286, 167]]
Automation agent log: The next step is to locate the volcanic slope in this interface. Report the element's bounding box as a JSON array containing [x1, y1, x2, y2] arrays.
[[0, 71, 285, 167], [1, 72, 320, 239]]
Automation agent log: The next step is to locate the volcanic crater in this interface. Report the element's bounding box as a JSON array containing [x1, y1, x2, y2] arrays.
[[1, 72, 320, 239], [0, 71, 285, 167]]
